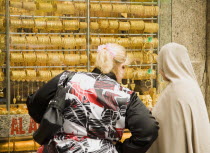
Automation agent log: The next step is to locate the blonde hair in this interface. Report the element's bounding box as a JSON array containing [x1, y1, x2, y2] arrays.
[[95, 43, 127, 77]]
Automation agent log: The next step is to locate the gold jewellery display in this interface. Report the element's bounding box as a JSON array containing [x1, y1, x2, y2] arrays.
[[123, 68, 156, 80], [8, 18, 158, 32], [4, 0, 160, 113], [10, 52, 87, 66]]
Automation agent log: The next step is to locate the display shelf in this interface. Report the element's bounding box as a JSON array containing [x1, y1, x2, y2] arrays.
[[0, 0, 160, 152]]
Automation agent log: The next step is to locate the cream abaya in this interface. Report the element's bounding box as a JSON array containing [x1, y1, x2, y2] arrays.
[[147, 43, 210, 153]]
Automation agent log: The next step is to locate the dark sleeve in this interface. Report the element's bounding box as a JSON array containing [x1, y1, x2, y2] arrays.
[[27, 72, 64, 123], [122, 92, 159, 153]]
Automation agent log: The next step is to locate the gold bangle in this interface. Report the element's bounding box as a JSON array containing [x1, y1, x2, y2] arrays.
[[130, 37, 143, 47], [90, 52, 97, 64], [50, 36, 62, 47], [80, 22, 87, 29], [36, 52, 47, 63], [100, 37, 115, 44], [112, 4, 127, 13], [101, 3, 113, 12], [22, 19, 35, 28], [23, 52, 36, 63], [34, 19, 46, 29], [74, 2, 86, 11], [37, 36, 50, 46], [64, 54, 80, 65], [10, 1, 23, 8], [26, 70, 36, 82], [99, 20, 109, 29], [38, 70, 52, 82], [63, 20, 79, 30], [22, 2, 36, 11], [117, 38, 130, 47], [26, 36, 38, 46], [80, 54, 87, 65], [56, 2, 75, 14], [37, 2, 54, 12], [130, 21, 145, 31], [47, 53, 63, 64], [155, 6, 159, 16], [10, 36, 26, 45], [51, 70, 63, 78], [75, 37, 86, 46], [90, 22, 99, 30], [130, 5, 144, 15], [91, 37, 101, 46], [91, 4, 101, 12], [119, 22, 130, 31], [62, 37, 76, 48], [109, 20, 119, 29], [10, 53, 23, 63], [47, 20, 63, 30], [10, 19, 22, 28], [144, 23, 159, 33]]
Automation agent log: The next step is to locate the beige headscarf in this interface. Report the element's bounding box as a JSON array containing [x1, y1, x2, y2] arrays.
[[147, 43, 210, 153]]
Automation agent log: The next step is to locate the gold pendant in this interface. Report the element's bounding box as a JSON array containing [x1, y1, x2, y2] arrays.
[[13, 97, 17, 104], [0, 91, 4, 97]]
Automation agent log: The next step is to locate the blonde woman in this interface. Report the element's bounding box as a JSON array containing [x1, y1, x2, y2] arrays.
[[147, 43, 210, 153], [27, 43, 159, 153]]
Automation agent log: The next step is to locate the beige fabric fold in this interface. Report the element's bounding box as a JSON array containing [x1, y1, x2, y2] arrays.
[[147, 43, 210, 153]]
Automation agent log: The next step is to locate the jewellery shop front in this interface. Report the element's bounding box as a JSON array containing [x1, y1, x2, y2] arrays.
[[0, 0, 160, 152]]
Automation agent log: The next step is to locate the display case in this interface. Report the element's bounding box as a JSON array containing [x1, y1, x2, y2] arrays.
[[0, 0, 160, 152]]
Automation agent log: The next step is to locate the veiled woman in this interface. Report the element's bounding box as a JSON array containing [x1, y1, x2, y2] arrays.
[[147, 43, 210, 153]]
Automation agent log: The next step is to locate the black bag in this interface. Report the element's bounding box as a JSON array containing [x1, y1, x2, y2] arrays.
[[31, 71, 74, 145], [33, 86, 70, 145]]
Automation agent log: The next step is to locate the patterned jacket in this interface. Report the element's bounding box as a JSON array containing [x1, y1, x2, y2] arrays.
[[33, 69, 159, 153]]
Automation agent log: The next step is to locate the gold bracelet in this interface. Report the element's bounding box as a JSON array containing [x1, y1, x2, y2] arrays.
[[101, 3, 113, 12], [56, 2, 75, 14], [26, 69, 36, 82], [80, 54, 87, 65], [10, 53, 23, 63], [36, 53, 47, 64], [10, 19, 22, 28], [90, 22, 99, 30], [90, 52, 97, 64], [119, 22, 130, 31], [51, 70, 63, 77], [144, 23, 159, 33], [91, 37, 101, 46], [64, 54, 80, 65], [22, 2, 36, 11], [74, 2, 86, 11], [99, 20, 109, 29], [100, 37, 116, 44], [37, 2, 54, 12], [47, 20, 62, 30], [109, 20, 119, 29], [26, 36, 38, 46], [80, 22, 87, 29], [50, 36, 62, 47], [34, 19, 46, 29], [63, 20, 79, 30], [62, 37, 76, 48], [91, 4, 101, 12], [23, 52, 36, 63], [130, 21, 145, 31], [75, 37, 86, 46], [117, 38, 130, 47], [22, 19, 35, 28], [10, 1, 23, 8]]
